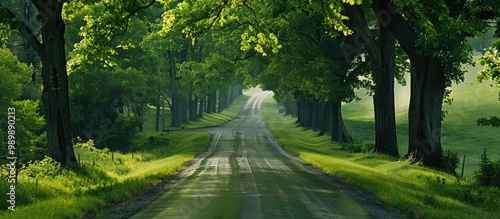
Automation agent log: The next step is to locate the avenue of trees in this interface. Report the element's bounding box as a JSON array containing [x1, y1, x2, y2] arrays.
[[0, 0, 498, 171]]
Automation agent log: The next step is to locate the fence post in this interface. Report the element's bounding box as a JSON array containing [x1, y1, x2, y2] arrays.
[[78, 154, 81, 167], [112, 152, 114, 161], [461, 154, 466, 178]]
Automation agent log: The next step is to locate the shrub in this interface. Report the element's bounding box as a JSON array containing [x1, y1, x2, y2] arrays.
[[100, 116, 141, 152], [441, 149, 459, 174], [474, 148, 500, 187]]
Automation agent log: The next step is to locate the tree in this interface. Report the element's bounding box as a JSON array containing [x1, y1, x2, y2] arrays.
[[372, 0, 500, 166], [1, 0, 78, 166], [344, 4, 399, 156], [1, 0, 158, 166]]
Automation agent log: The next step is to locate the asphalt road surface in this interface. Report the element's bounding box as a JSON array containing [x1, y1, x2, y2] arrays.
[[131, 91, 399, 219]]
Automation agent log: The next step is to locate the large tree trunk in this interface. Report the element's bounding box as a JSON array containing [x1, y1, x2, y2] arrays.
[[189, 96, 198, 120], [372, 26, 399, 157], [371, 0, 445, 166], [331, 101, 350, 142], [406, 57, 444, 166], [207, 92, 217, 113], [344, 4, 399, 156], [171, 96, 180, 127], [37, 1, 77, 167]]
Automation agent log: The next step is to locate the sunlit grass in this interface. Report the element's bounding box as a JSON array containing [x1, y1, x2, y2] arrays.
[[263, 95, 500, 219], [0, 132, 209, 219]]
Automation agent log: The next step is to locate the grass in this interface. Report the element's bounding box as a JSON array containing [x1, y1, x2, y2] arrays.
[[263, 95, 500, 219], [0, 131, 209, 219], [343, 59, 500, 177]]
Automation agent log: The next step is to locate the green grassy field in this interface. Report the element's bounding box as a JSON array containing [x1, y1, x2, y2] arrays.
[[263, 95, 500, 219], [343, 60, 500, 177]]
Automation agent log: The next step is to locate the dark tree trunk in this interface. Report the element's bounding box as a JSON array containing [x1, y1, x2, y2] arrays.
[[36, 1, 77, 167], [331, 101, 350, 142], [318, 101, 329, 136], [171, 96, 180, 127], [189, 96, 198, 120], [304, 98, 313, 128], [297, 93, 304, 125], [406, 57, 444, 166], [372, 26, 399, 157], [311, 99, 319, 130], [181, 97, 188, 123], [345, 4, 399, 156], [218, 90, 228, 113], [372, 0, 446, 166], [207, 92, 217, 113]]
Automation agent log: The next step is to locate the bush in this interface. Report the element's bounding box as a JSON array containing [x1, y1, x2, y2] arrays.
[[100, 116, 141, 152], [474, 148, 500, 187], [441, 149, 459, 174]]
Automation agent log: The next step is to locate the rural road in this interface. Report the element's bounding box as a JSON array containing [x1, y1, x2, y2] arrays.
[[131, 91, 399, 219]]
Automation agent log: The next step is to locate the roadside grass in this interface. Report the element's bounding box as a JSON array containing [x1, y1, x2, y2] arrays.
[[343, 60, 500, 177], [0, 132, 209, 219], [263, 95, 500, 219]]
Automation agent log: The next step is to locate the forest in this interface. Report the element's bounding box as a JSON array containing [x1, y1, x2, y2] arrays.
[[0, 0, 499, 218]]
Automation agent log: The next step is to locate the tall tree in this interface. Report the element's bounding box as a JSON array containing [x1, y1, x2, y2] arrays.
[[1, 0, 77, 166], [344, 3, 400, 156], [373, 0, 499, 166]]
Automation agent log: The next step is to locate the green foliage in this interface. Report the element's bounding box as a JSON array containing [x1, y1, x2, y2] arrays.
[[0, 48, 44, 165], [22, 156, 61, 179], [10, 100, 46, 164], [66, 0, 157, 72], [474, 148, 500, 187], [441, 149, 459, 174], [0, 47, 31, 109], [477, 116, 500, 127], [100, 116, 142, 152], [69, 67, 148, 145], [478, 40, 500, 86]]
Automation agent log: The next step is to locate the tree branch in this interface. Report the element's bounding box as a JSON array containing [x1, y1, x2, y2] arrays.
[[372, 0, 418, 58], [102, 0, 157, 47], [0, 3, 43, 55]]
